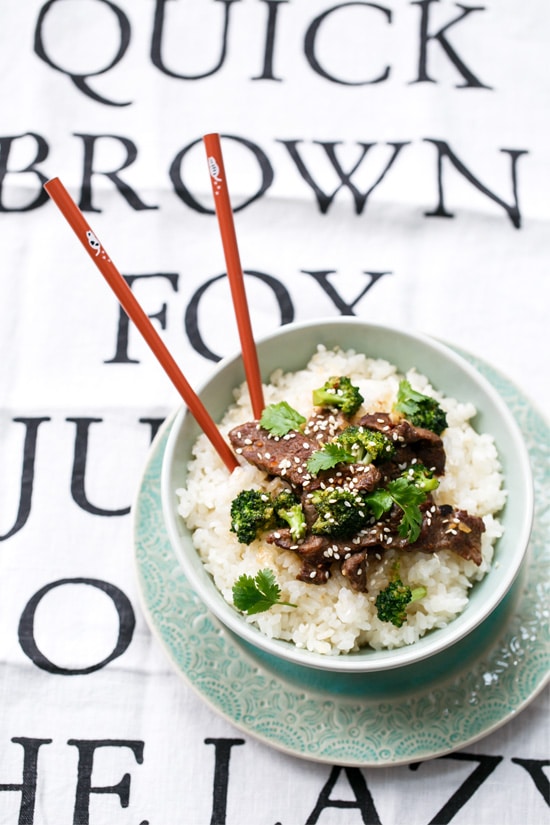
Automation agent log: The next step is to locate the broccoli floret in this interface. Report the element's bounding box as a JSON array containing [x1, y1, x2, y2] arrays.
[[312, 376, 364, 417], [273, 490, 307, 541], [230, 489, 276, 544], [394, 379, 447, 435], [309, 487, 369, 539], [335, 425, 396, 464], [401, 461, 439, 493], [307, 426, 396, 476], [375, 568, 427, 627]]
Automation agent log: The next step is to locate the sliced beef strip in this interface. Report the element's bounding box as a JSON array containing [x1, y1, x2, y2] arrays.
[[410, 504, 485, 565], [357, 413, 446, 476], [266, 528, 332, 584], [307, 462, 382, 494], [228, 420, 382, 493], [228, 421, 317, 487], [327, 502, 485, 565], [340, 550, 369, 592], [296, 562, 331, 585]]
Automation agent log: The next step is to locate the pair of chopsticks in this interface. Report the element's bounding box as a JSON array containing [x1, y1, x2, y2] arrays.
[[44, 133, 264, 473]]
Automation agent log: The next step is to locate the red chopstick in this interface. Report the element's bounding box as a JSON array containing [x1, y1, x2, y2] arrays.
[[203, 133, 265, 419], [43, 177, 238, 472]]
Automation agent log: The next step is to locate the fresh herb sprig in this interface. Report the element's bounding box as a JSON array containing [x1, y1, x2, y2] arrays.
[[232, 569, 297, 615], [259, 402, 306, 436], [306, 442, 354, 475], [366, 477, 428, 543]]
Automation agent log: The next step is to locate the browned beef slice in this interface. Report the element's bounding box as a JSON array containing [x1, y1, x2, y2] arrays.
[[296, 561, 331, 585], [341, 550, 369, 592], [330, 501, 484, 566], [308, 462, 382, 494], [267, 528, 330, 565], [392, 420, 446, 475], [357, 413, 445, 475], [228, 421, 317, 486], [266, 529, 332, 584], [410, 504, 485, 565], [357, 412, 394, 432]]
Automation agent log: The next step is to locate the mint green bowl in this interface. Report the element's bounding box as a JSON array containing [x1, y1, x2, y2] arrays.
[[161, 319, 533, 673]]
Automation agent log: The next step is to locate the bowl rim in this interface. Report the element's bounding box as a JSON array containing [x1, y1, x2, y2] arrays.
[[160, 318, 534, 673]]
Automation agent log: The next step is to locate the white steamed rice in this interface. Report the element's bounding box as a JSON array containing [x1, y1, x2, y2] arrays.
[[176, 346, 506, 655]]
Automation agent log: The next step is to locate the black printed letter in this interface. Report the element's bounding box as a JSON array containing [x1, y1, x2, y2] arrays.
[[424, 138, 527, 228], [170, 135, 273, 212], [34, 0, 131, 105], [76, 133, 157, 212], [306, 766, 381, 824], [511, 758, 550, 807], [0, 738, 52, 825], [67, 418, 130, 515], [204, 738, 245, 825], [104, 272, 179, 364], [279, 140, 407, 214], [151, 0, 239, 79], [305, 2, 391, 85], [301, 269, 390, 314], [19, 578, 135, 675], [0, 417, 50, 541], [411, 0, 491, 88], [68, 739, 144, 825], [0, 133, 49, 212], [185, 271, 294, 361]]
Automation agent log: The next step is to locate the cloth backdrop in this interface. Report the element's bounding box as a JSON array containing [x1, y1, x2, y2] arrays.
[[0, 2, 548, 824]]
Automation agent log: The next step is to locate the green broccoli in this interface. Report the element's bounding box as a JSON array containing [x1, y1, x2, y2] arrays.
[[334, 425, 396, 464], [230, 489, 276, 544], [309, 487, 369, 539], [273, 489, 307, 542], [402, 461, 440, 493], [375, 567, 427, 627], [306, 425, 395, 475], [312, 376, 364, 417], [393, 379, 448, 435]]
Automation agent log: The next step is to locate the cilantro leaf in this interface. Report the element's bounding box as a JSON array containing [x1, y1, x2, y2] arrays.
[[259, 402, 306, 437], [232, 568, 297, 615], [306, 443, 354, 475], [364, 488, 393, 520], [365, 476, 428, 543], [387, 477, 426, 542]]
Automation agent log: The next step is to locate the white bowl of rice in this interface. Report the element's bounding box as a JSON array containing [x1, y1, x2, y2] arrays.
[[161, 319, 533, 673]]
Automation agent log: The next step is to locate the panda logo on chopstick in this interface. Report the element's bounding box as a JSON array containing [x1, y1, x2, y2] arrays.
[[85, 230, 110, 262], [86, 230, 101, 255]]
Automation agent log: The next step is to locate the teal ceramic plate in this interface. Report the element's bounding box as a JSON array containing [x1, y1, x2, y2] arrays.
[[134, 350, 549, 766]]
